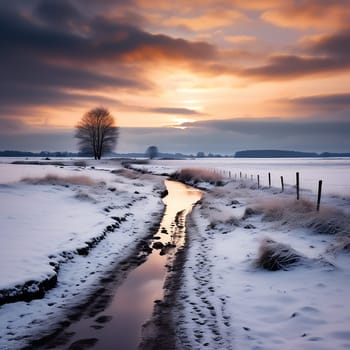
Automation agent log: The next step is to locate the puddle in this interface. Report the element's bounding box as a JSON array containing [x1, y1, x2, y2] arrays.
[[51, 180, 202, 349]]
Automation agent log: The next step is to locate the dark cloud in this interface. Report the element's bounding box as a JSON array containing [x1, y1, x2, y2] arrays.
[[308, 30, 350, 58], [240, 55, 347, 80], [287, 93, 350, 113], [0, 3, 217, 115], [0, 56, 147, 116], [91, 118, 350, 153], [0, 57, 143, 91], [0, 130, 76, 152], [0, 7, 216, 63], [0, 119, 27, 133], [148, 107, 201, 115], [2, 118, 349, 153], [0, 83, 125, 111], [35, 0, 83, 27], [239, 30, 350, 80], [182, 118, 350, 137]]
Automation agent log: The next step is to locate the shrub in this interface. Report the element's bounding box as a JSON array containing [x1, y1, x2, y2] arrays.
[[256, 238, 304, 271], [21, 174, 95, 186], [171, 168, 224, 185]]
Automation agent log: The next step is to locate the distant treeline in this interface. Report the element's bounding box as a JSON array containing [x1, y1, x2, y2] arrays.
[[235, 150, 350, 158], [0, 150, 89, 158], [1, 149, 350, 159], [0, 150, 195, 159]]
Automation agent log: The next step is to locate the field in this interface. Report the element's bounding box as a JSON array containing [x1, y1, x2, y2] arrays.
[[134, 158, 350, 349], [0, 157, 349, 349]]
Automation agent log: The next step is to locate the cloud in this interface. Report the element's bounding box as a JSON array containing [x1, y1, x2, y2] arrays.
[[0, 118, 27, 133], [0, 7, 217, 64], [225, 35, 256, 43], [35, 0, 83, 27], [163, 9, 245, 31], [136, 0, 282, 12], [261, 0, 350, 29], [278, 93, 350, 118], [237, 29, 350, 80], [0, 3, 219, 118], [239, 55, 347, 80], [2, 118, 349, 154], [147, 107, 201, 115], [306, 30, 350, 58], [79, 117, 350, 154], [288, 93, 350, 109], [0, 130, 77, 152]]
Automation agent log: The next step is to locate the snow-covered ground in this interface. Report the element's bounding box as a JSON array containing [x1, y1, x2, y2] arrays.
[[1, 157, 349, 350], [175, 185, 350, 349], [132, 158, 350, 196], [137, 160, 350, 350], [0, 159, 165, 349]]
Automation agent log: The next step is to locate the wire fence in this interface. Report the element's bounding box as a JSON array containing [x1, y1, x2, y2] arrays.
[[210, 169, 333, 212]]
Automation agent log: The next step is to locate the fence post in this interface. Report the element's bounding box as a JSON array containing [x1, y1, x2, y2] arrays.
[[280, 176, 284, 192], [229, 171, 231, 178], [296, 172, 300, 200], [268, 172, 271, 188], [240, 171, 242, 179], [317, 180, 323, 211], [257, 175, 260, 189]]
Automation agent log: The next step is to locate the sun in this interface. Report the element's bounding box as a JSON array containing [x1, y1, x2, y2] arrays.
[[171, 117, 194, 129]]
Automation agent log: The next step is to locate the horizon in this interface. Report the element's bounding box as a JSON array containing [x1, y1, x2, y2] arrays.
[[2, 149, 350, 159], [1, 1, 350, 153]]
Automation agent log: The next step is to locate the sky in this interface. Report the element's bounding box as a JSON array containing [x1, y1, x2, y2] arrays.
[[1, 0, 350, 154]]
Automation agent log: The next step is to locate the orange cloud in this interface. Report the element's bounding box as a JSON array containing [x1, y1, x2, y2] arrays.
[[163, 9, 245, 31], [137, 0, 282, 11], [225, 35, 256, 43], [261, 1, 350, 29]]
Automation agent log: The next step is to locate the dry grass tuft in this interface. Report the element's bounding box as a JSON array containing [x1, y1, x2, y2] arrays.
[[242, 207, 263, 219], [21, 174, 96, 186], [256, 238, 304, 271], [333, 232, 350, 251], [247, 198, 350, 253], [171, 167, 224, 185], [250, 198, 349, 236], [112, 168, 141, 180], [306, 206, 348, 235], [260, 199, 314, 222]]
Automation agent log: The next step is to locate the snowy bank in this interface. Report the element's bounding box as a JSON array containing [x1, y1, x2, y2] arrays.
[[0, 161, 165, 349], [172, 179, 350, 350]]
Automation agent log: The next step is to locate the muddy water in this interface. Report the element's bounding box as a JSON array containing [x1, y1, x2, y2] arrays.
[[56, 180, 202, 350]]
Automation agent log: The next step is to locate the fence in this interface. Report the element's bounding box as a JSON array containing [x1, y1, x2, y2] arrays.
[[213, 169, 324, 212]]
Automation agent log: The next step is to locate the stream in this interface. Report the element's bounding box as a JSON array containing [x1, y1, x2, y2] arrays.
[[48, 180, 202, 349]]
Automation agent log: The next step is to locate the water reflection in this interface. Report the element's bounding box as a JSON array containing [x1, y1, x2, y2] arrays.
[[54, 180, 201, 350]]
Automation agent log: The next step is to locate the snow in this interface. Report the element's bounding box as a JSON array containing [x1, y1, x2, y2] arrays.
[[1, 157, 349, 350], [132, 158, 350, 196], [0, 160, 165, 349], [169, 174, 350, 350]]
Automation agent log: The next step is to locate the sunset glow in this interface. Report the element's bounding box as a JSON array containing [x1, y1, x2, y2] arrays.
[[1, 0, 350, 153]]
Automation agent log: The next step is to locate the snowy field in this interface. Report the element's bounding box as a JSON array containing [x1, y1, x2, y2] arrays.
[[0, 159, 165, 349], [138, 161, 350, 350], [133, 158, 350, 196], [1, 157, 349, 350]]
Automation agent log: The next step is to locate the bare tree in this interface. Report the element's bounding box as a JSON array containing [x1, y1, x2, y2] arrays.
[[75, 107, 119, 160]]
